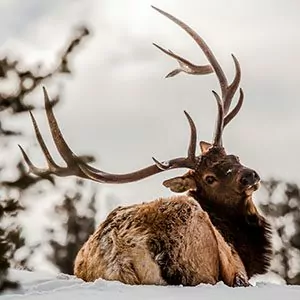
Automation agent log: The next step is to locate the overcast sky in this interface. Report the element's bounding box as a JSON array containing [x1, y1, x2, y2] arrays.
[[1, 0, 300, 206]]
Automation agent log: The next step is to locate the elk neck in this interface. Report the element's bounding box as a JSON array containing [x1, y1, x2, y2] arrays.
[[189, 189, 273, 278]]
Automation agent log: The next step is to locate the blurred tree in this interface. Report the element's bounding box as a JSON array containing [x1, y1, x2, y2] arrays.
[[260, 179, 300, 285], [46, 179, 96, 275], [0, 199, 22, 291], [0, 24, 99, 290]]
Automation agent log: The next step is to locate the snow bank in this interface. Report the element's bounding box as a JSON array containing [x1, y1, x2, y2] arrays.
[[2, 269, 300, 300]]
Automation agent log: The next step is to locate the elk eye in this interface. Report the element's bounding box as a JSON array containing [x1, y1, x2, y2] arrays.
[[205, 176, 217, 185]]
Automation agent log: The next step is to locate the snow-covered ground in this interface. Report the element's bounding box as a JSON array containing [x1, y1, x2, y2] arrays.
[[2, 269, 300, 300]]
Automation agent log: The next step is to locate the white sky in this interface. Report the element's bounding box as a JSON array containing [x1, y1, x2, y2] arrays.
[[1, 0, 300, 206]]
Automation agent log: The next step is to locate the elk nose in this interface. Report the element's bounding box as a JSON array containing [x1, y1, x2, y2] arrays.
[[240, 170, 260, 186]]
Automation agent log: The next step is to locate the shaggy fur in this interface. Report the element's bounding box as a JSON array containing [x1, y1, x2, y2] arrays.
[[190, 191, 273, 278], [74, 196, 248, 286]]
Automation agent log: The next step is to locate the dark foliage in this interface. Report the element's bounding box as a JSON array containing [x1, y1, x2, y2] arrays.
[[0, 199, 23, 291], [0, 26, 90, 114], [0, 25, 91, 292], [46, 179, 96, 274], [260, 179, 300, 285]]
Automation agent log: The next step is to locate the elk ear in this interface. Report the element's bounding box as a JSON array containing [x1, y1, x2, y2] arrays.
[[200, 141, 212, 154], [163, 172, 196, 193]]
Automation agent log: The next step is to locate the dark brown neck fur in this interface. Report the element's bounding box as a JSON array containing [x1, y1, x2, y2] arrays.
[[189, 190, 273, 278]]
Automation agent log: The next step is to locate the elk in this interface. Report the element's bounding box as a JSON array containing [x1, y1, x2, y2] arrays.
[[19, 6, 272, 287]]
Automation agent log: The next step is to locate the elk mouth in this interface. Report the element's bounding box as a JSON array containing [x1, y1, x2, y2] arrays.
[[244, 181, 260, 195]]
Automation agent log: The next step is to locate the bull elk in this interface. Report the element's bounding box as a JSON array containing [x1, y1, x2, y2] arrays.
[[19, 6, 272, 287]]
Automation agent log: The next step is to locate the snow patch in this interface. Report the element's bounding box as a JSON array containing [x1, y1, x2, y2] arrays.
[[1, 269, 300, 300]]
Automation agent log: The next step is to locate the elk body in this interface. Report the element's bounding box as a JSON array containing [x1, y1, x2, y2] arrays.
[[20, 7, 272, 287]]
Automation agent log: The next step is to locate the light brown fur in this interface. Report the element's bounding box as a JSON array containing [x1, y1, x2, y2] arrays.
[[74, 195, 247, 286]]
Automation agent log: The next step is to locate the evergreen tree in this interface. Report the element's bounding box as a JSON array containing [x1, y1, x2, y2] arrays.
[[0, 25, 94, 290], [260, 179, 300, 284], [46, 179, 96, 274]]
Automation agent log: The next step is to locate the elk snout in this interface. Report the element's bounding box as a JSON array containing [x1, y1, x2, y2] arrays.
[[239, 169, 260, 187]]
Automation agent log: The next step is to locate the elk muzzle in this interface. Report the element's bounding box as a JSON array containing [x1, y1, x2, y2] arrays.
[[239, 169, 260, 190]]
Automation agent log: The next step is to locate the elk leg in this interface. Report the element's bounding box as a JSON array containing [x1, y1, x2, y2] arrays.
[[233, 274, 252, 287], [205, 215, 249, 287]]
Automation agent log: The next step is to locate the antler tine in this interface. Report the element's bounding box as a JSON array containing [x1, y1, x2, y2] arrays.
[[29, 111, 59, 170], [184, 110, 197, 160], [43, 87, 79, 166], [152, 157, 170, 170], [223, 54, 241, 115], [152, 6, 227, 90], [18, 144, 52, 176], [224, 88, 244, 127], [212, 91, 224, 146], [152, 110, 197, 170], [152, 43, 213, 78]]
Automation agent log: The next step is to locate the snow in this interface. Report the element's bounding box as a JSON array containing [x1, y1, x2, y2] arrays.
[[2, 269, 300, 300]]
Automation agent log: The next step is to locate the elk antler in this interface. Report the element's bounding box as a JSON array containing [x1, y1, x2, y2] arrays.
[[152, 6, 244, 147], [19, 87, 200, 183], [19, 6, 245, 183]]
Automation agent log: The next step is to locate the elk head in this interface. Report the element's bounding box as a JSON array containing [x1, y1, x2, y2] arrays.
[[19, 6, 260, 213]]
